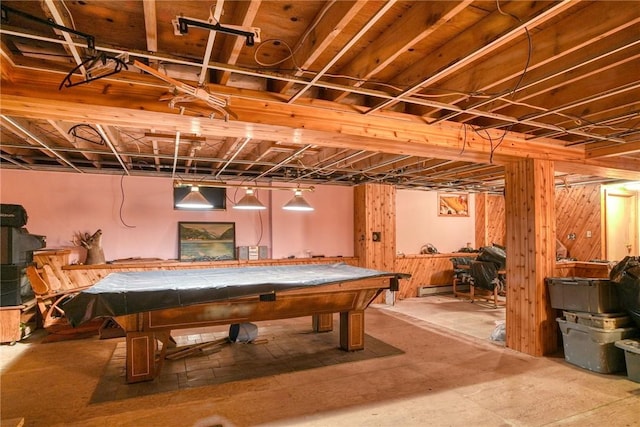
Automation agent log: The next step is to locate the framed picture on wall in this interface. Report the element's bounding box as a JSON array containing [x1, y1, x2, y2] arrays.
[[438, 192, 469, 217], [178, 222, 236, 261]]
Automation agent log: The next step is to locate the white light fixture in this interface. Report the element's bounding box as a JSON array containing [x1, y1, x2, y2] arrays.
[[283, 189, 314, 211], [174, 180, 315, 212], [233, 188, 266, 210], [176, 186, 213, 209]]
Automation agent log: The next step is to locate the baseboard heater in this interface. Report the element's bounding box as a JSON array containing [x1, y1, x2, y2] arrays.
[[418, 284, 469, 297]]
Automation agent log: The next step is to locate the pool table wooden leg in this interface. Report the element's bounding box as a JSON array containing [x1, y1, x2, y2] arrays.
[[339, 310, 364, 351], [125, 331, 170, 383], [312, 313, 334, 332]]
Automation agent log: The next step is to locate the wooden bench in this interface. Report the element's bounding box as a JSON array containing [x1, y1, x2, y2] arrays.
[[24, 264, 101, 335]]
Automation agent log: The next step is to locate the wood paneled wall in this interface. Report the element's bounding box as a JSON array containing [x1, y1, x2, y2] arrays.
[[555, 184, 603, 261], [475, 193, 505, 247], [480, 184, 602, 261], [394, 253, 474, 299]]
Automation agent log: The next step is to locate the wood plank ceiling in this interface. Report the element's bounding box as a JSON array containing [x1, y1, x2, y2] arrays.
[[1, 0, 639, 193]]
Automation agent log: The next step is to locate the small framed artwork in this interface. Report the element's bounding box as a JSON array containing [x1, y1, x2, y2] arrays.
[[438, 192, 469, 217], [178, 222, 236, 261]]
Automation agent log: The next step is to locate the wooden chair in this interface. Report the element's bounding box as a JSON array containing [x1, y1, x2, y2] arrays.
[[451, 257, 474, 299], [468, 261, 506, 308]]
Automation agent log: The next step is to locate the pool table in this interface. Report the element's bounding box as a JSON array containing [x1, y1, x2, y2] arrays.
[[63, 263, 403, 383]]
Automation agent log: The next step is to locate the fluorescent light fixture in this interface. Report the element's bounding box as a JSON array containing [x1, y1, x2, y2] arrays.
[[283, 189, 314, 211], [176, 186, 213, 209], [233, 188, 266, 210]]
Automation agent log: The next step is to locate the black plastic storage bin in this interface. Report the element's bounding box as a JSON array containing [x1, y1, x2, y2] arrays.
[[547, 277, 620, 313]]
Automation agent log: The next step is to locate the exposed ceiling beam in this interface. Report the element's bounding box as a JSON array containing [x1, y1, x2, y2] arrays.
[[586, 140, 640, 158], [95, 124, 129, 174], [324, 0, 472, 102], [430, 9, 640, 122], [1, 114, 82, 172], [43, 0, 86, 76], [215, 137, 252, 179], [1, 26, 631, 146], [47, 119, 101, 167], [2, 92, 631, 172], [142, 0, 158, 53], [287, 1, 397, 103], [366, 0, 578, 114], [215, 0, 262, 86], [489, 80, 640, 132], [254, 145, 313, 180], [438, 34, 640, 126], [273, 0, 367, 95], [0, 153, 29, 168], [197, 1, 225, 87]]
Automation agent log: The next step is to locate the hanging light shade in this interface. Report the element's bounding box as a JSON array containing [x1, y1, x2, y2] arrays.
[[283, 189, 314, 211], [233, 188, 266, 210], [176, 186, 213, 209]]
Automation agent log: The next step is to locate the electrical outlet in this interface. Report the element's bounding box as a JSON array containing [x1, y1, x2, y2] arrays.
[[586, 230, 592, 238]]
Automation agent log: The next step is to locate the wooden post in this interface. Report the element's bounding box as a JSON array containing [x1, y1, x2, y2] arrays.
[[353, 183, 396, 272], [504, 159, 558, 356], [353, 183, 396, 304]]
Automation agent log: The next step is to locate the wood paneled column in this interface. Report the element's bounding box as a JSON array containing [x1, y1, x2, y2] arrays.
[[354, 183, 396, 304], [353, 183, 396, 273], [504, 159, 558, 356]]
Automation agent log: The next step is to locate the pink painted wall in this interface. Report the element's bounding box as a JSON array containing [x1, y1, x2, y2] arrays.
[[396, 189, 476, 254], [270, 186, 354, 259], [0, 169, 354, 261], [1, 169, 475, 261]]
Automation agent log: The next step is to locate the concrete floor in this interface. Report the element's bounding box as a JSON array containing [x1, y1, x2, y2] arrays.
[[1, 295, 639, 427]]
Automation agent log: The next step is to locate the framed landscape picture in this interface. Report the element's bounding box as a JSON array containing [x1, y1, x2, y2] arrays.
[[438, 192, 469, 217], [178, 222, 236, 261]]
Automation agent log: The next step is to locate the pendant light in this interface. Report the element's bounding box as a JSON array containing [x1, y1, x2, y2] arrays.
[[283, 189, 314, 211], [176, 186, 213, 209], [233, 188, 266, 210]]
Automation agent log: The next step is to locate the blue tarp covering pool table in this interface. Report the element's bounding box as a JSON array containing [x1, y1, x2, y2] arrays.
[[63, 263, 404, 326]]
